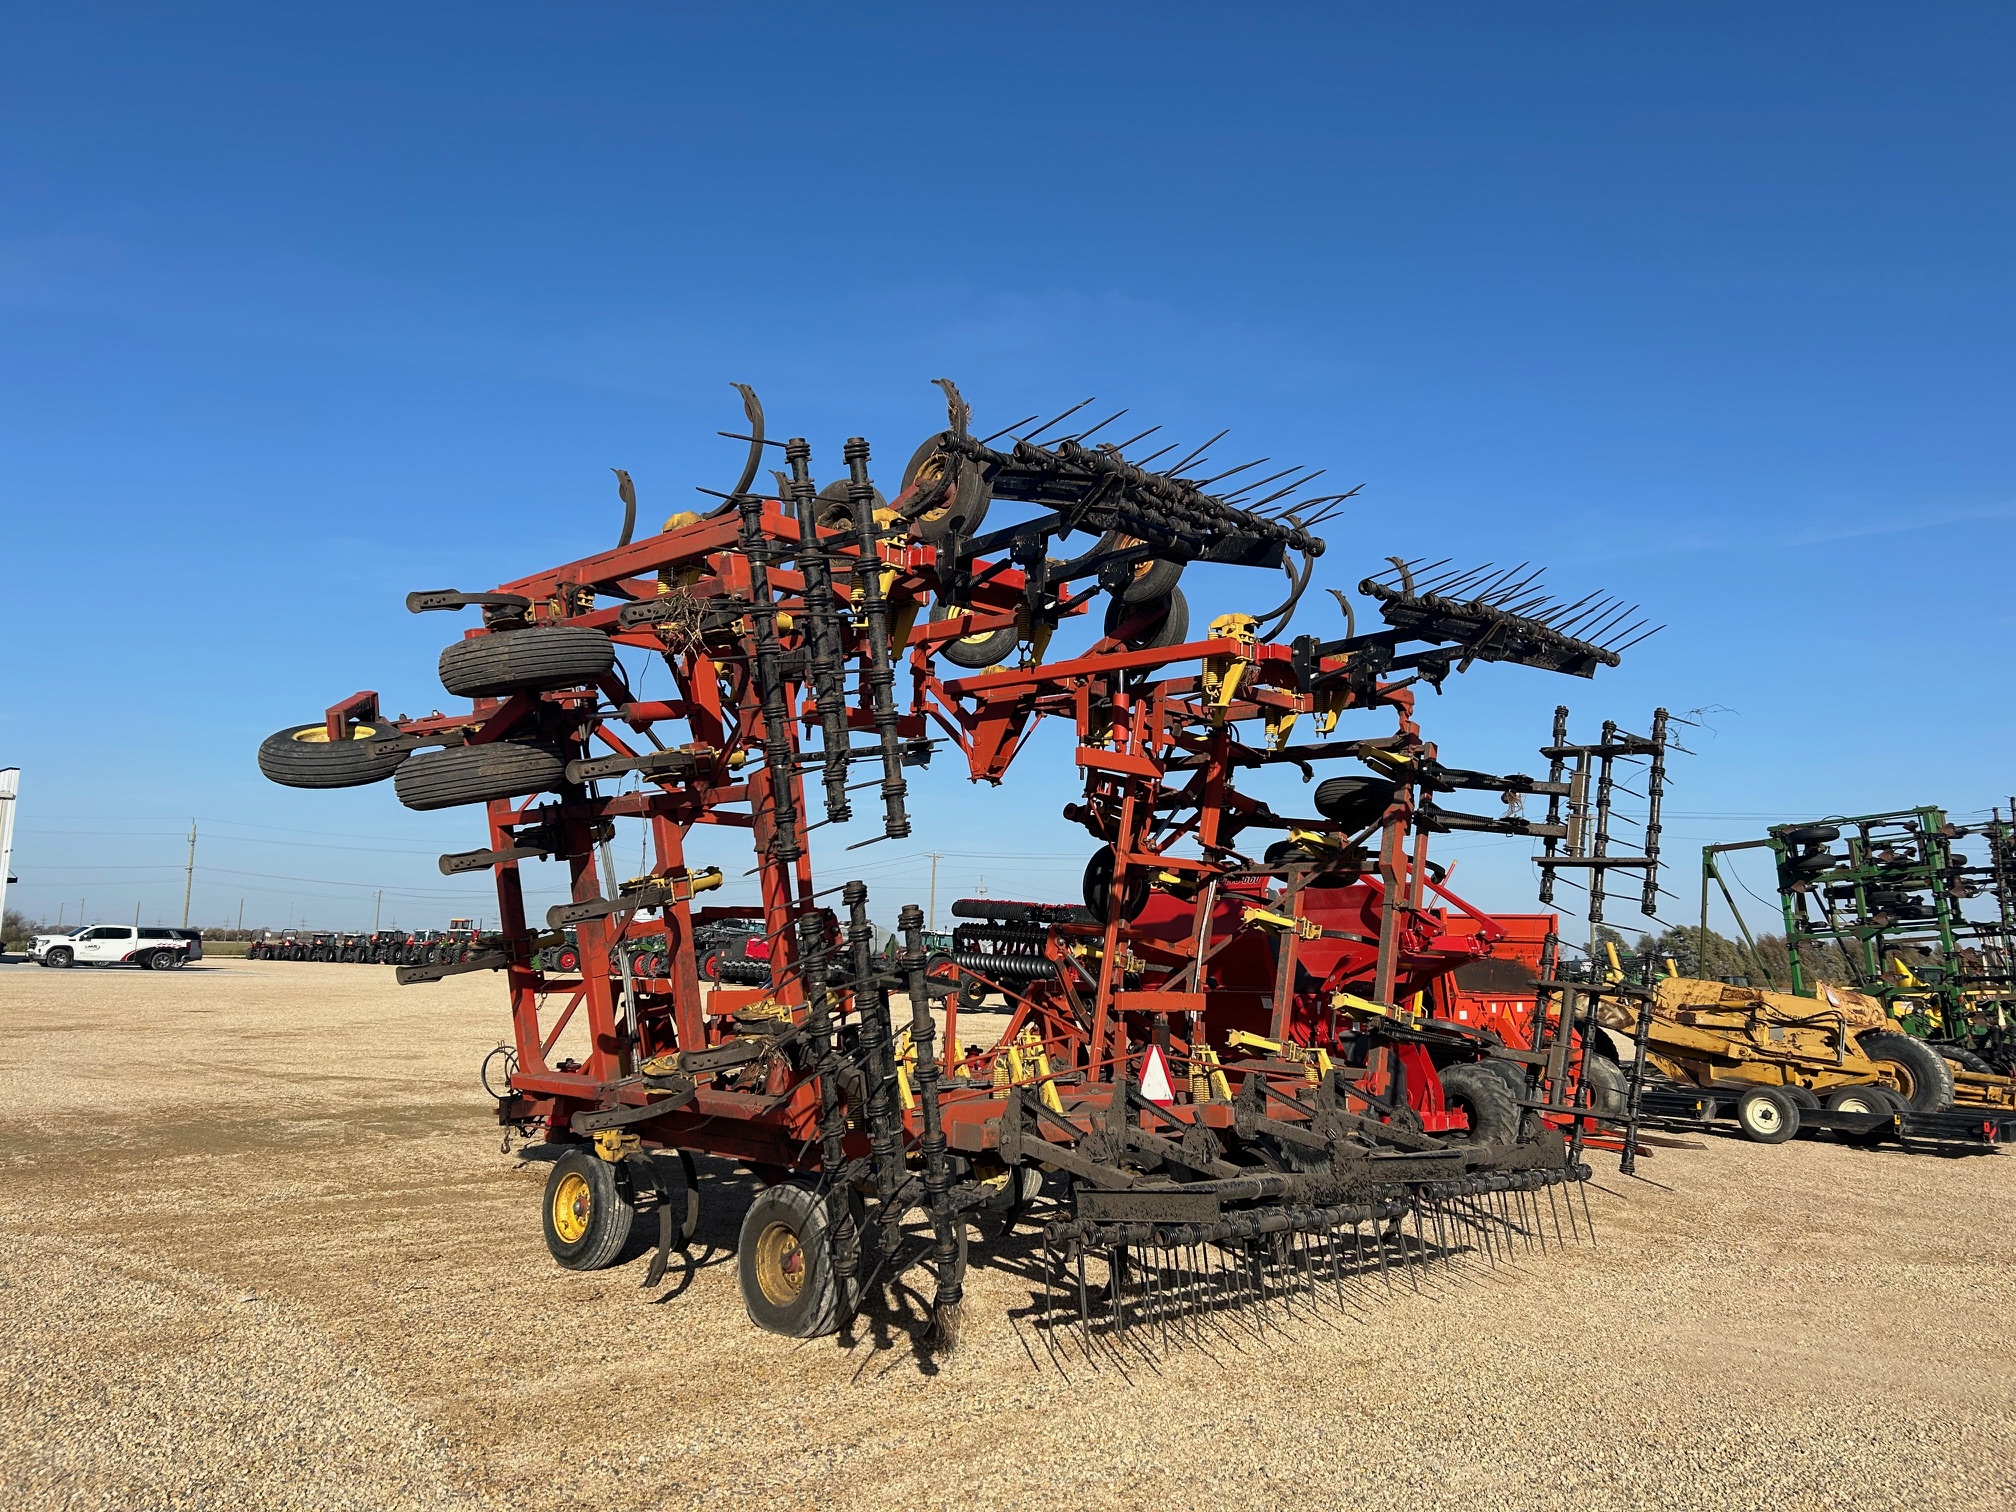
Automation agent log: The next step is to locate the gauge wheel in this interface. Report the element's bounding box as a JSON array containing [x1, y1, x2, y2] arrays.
[[541, 1148, 635, 1271]]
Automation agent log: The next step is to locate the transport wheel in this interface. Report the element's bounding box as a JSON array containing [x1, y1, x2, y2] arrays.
[[1780, 824, 1841, 846], [809, 478, 889, 535], [898, 435, 990, 544], [257, 721, 411, 789], [737, 1183, 847, 1338], [542, 1149, 636, 1271], [1940, 1046, 1995, 1075], [1825, 1085, 1889, 1115], [699, 950, 723, 982], [1735, 1087, 1799, 1144], [1438, 1063, 1520, 1146], [44, 947, 72, 968], [394, 741, 568, 812], [1312, 775, 1399, 830], [1860, 1031, 1955, 1112], [1581, 1055, 1628, 1115], [555, 947, 580, 973], [1101, 587, 1190, 652], [1781, 1084, 1821, 1110], [438, 624, 616, 699], [1093, 530, 1184, 604], [1082, 845, 1150, 925], [929, 602, 1019, 670]]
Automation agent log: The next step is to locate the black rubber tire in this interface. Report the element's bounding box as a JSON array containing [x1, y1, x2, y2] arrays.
[[1735, 1086, 1799, 1144], [699, 950, 723, 982], [1082, 845, 1150, 924], [1582, 1054, 1628, 1116], [1825, 1084, 1891, 1115], [394, 741, 568, 812], [140, 950, 168, 971], [898, 434, 991, 544], [1101, 587, 1189, 652], [930, 602, 1019, 670], [1782, 849, 1839, 876], [555, 947, 580, 973], [1093, 530, 1184, 604], [257, 722, 410, 790], [1780, 1084, 1821, 1110], [439, 625, 615, 700], [1860, 1031, 1955, 1112], [1780, 824, 1841, 846], [1940, 1046, 1995, 1075], [541, 1148, 636, 1271], [737, 1183, 848, 1338], [1438, 1062, 1520, 1147], [1313, 775, 1399, 831], [811, 478, 890, 536]]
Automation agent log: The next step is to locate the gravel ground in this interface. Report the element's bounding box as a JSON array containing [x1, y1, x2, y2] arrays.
[[4, 959, 2013, 1511]]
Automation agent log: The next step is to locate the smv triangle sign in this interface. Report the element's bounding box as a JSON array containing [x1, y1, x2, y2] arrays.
[[1138, 1043, 1176, 1106]]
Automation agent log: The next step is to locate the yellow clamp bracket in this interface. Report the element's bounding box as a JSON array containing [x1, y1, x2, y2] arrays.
[[1188, 1045, 1233, 1103], [1241, 905, 1322, 940], [593, 1131, 640, 1162], [1224, 1029, 1332, 1085], [894, 1029, 916, 1112], [1202, 614, 1258, 722], [990, 1026, 1063, 1112], [1333, 991, 1403, 1020], [1603, 940, 1624, 985], [1892, 956, 1923, 988], [1265, 707, 1302, 750], [1314, 685, 1346, 736]]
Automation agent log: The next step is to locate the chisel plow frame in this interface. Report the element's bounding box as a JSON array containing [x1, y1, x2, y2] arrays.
[[262, 380, 1645, 1352]]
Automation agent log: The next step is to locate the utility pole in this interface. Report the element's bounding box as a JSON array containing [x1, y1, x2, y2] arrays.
[[925, 853, 942, 932], [181, 821, 197, 928], [0, 768, 18, 936], [373, 891, 382, 932], [236, 899, 244, 932]]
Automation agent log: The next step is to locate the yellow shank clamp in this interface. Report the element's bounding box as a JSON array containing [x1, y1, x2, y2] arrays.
[[593, 1131, 641, 1162], [1202, 614, 1259, 723]]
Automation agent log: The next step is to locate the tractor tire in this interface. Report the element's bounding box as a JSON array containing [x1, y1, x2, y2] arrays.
[[1735, 1086, 1799, 1144], [438, 625, 615, 700], [898, 435, 991, 544], [737, 1182, 849, 1338], [1438, 1063, 1520, 1147], [1313, 775, 1399, 831], [541, 1148, 635, 1271], [1860, 1031, 1954, 1112], [394, 741, 568, 812], [930, 602, 1019, 670], [1102, 587, 1190, 652], [257, 722, 410, 789], [1093, 530, 1184, 604], [1941, 1046, 1996, 1075]]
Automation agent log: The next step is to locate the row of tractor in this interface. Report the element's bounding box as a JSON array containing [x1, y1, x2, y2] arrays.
[[247, 923, 483, 965]]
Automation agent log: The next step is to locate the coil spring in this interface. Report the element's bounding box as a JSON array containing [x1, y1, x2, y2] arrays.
[[948, 950, 1055, 981]]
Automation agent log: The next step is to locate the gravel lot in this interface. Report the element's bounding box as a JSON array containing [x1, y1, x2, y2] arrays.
[[5, 959, 2013, 1511]]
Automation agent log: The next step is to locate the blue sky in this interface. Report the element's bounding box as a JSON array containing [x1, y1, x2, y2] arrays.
[[2, 4, 2010, 939]]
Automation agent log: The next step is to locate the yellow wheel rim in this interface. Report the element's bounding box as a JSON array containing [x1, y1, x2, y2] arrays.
[[551, 1171, 592, 1244], [912, 451, 956, 527], [291, 723, 379, 745], [753, 1219, 806, 1307]]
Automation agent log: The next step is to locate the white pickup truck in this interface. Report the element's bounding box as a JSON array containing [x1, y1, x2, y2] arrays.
[[30, 925, 204, 970]]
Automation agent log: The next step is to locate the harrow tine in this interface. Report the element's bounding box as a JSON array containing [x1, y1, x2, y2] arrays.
[[1579, 1179, 1597, 1245], [977, 413, 1040, 446], [1107, 423, 1161, 454], [1067, 408, 1129, 445], [1023, 397, 1098, 444], [1165, 428, 1230, 477]]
